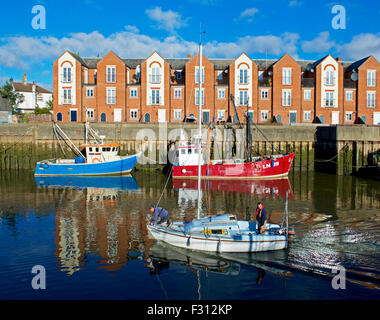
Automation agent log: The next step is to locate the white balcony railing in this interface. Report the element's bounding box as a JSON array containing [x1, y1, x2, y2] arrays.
[[149, 96, 161, 105], [106, 97, 116, 105], [325, 99, 336, 107], [324, 77, 336, 86], [149, 74, 162, 84]]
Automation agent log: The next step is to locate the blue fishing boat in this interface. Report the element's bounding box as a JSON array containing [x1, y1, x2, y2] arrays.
[[34, 121, 141, 176]]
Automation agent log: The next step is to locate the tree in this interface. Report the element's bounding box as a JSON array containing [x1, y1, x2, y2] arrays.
[[0, 78, 24, 114]]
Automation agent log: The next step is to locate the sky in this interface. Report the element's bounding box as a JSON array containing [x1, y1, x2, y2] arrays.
[[0, 0, 379, 91]]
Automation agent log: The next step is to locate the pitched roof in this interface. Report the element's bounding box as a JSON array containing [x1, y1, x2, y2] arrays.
[[13, 82, 52, 94], [345, 56, 371, 73], [0, 97, 10, 111]]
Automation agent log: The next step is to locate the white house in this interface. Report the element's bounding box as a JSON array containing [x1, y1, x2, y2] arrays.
[[13, 73, 52, 113]]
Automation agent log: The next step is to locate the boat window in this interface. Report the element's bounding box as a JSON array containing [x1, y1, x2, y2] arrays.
[[107, 147, 111, 151], [95, 147, 99, 152], [89, 147, 92, 152], [112, 147, 115, 152], [188, 149, 192, 154], [194, 149, 199, 154], [181, 149, 186, 155]]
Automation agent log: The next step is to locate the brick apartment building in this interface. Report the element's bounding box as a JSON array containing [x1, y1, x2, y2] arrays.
[[53, 50, 380, 125]]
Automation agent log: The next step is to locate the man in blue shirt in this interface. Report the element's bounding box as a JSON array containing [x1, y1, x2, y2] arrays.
[[149, 205, 170, 226], [256, 202, 267, 235]]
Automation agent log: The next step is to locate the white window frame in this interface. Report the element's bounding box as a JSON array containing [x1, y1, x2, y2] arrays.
[[63, 89, 72, 104], [282, 89, 292, 106], [150, 65, 161, 84], [367, 91, 376, 108], [345, 112, 353, 122], [130, 109, 138, 120], [174, 88, 182, 99], [239, 90, 248, 106], [86, 108, 94, 120], [106, 87, 116, 105], [345, 90, 353, 101], [260, 89, 269, 100], [304, 89, 311, 101], [303, 111, 311, 121], [325, 69, 335, 86], [130, 87, 138, 98], [217, 88, 225, 99], [195, 66, 205, 84], [217, 110, 225, 121], [86, 87, 94, 97], [173, 109, 182, 120], [106, 66, 116, 83], [325, 91, 335, 107], [195, 88, 204, 105], [282, 68, 292, 85], [151, 89, 160, 105], [367, 70, 376, 87], [261, 110, 269, 121], [239, 68, 249, 84], [62, 66, 72, 83]]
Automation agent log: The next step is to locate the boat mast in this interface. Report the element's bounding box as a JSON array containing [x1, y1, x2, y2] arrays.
[[197, 29, 203, 220]]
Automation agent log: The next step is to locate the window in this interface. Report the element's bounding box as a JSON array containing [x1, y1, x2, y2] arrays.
[[195, 88, 204, 105], [195, 66, 204, 84], [325, 69, 335, 86], [130, 88, 138, 98], [181, 149, 186, 155], [174, 109, 182, 120], [62, 67, 71, 83], [303, 111, 311, 121], [304, 90, 311, 100], [282, 89, 292, 106], [174, 88, 182, 99], [282, 68, 292, 85], [345, 112, 353, 121], [261, 111, 269, 121], [367, 91, 376, 108], [345, 90, 353, 101], [130, 109, 138, 119], [106, 66, 116, 83], [63, 89, 72, 104], [86, 88, 94, 97], [106, 88, 116, 104], [86, 109, 94, 120], [217, 71, 223, 81], [261, 89, 269, 100], [150, 66, 161, 84], [100, 113, 106, 122], [144, 113, 150, 122], [56, 112, 62, 122], [325, 92, 335, 107], [217, 89, 225, 99], [151, 89, 160, 104], [84, 69, 88, 84], [239, 90, 248, 105], [239, 69, 248, 84], [217, 110, 225, 121], [175, 70, 182, 80], [367, 70, 376, 87]]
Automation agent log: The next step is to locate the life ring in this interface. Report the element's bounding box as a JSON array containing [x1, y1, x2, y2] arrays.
[[92, 157, 101, 163]]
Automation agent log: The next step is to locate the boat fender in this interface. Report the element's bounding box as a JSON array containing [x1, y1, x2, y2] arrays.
[[288, 228, 296, 235], [181, 169, 186, 174], [92, 157, 101, 164], [40, 162, 49, 169]]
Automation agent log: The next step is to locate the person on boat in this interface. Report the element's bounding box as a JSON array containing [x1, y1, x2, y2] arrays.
[[149, 205, 170, 226], [255, 202, 267, 235]]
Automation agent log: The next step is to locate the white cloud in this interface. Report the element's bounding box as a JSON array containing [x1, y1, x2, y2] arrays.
[[145, 7, 188, 32], [289, 0, 303, 7], [336, 33, 380, 61], [237, 8, 259, 23], [301, 31, 335, 53]]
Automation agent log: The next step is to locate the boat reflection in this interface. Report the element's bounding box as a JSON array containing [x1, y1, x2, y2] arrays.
[[173, 178, 294, 199], [147, 241, 240, 276]]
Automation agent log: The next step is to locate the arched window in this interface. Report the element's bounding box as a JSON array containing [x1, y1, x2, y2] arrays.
[[100, 113, 106, 122], [144, 113, 151, 123], [238, 64, 249, 84], [56, 112, 62, 122], [150, 62, 161, 84]]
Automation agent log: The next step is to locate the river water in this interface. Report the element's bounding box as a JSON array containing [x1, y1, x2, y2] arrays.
[[0, 169, 379, 300]]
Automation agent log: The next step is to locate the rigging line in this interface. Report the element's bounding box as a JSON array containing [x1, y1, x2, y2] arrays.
[[155, 164, 173, 208], [155, 273, 170, 300]]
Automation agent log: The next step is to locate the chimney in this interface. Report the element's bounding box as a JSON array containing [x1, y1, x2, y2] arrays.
[[336, 57, 342, 62], [186, 54, 191, 59], [23, 73, 27, 85], [32, 81, 36, 92]]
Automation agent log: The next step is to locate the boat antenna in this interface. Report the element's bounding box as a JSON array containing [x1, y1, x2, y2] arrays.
[[197, 26, 205, 220]]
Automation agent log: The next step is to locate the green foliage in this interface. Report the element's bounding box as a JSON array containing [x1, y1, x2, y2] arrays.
[[0, 78, 24, 114]]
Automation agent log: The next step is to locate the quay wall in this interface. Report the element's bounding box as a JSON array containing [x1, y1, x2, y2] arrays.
[[0, 123, 379, 175]]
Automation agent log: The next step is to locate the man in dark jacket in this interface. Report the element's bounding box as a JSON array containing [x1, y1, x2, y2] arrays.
[[255, 202, 267, 234], [149, 205, 170, 226]]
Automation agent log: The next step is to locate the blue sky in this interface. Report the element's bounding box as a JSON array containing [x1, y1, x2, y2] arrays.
[[0, 0, 379, 90]]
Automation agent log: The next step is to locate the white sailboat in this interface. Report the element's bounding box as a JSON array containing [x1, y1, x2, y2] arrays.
[[147, 38, 290, 253]]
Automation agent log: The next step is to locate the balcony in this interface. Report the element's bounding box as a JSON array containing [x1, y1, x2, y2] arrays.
[[282, 99, 292, 107], [344, 79, 356, 88], [61, 75, 72, 83], [237, 75, 250, 85], [149, 96, 161, 105], [324, 77, 336, 86], [282, 78, 292, 86], [258, 78, 272, 87], [106, 97, 116, 105], [62, 98, 72, 105], [301, 78, 314, 87], [149, 74, 162, 84]]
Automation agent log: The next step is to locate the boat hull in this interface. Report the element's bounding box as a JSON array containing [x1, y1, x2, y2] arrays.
[[34, 152, 141, 176], [147, 225, 287, 253], [172, 152, 295, 179]]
